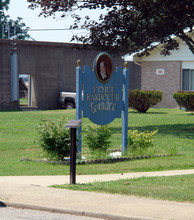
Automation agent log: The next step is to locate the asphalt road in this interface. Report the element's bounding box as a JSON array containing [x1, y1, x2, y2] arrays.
[[0, 207, 104, 220]]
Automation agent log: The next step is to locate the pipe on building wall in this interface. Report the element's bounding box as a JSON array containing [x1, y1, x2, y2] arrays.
[[10, 52, 19, 102]]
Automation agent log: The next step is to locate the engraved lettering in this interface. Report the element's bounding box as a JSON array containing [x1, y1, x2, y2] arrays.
[[87, 85, 119, 114]]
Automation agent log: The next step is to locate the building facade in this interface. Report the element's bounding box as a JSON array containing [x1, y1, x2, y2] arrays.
[[132, 33, 194, 108], [0, 39, 140, 110]]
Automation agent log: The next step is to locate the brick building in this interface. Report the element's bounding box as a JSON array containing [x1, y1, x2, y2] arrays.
[[128, 33, 194, 108]]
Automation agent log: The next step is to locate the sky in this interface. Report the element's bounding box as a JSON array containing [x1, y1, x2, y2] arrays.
[[6, 0, 101, 43], [6, 1, 130, 59]]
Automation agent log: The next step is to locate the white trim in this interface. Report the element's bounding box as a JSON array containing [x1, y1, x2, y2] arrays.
[[133, 32, 194, 62], [182, 61, 194, 69]]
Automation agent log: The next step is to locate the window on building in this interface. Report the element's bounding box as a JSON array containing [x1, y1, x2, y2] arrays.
[[182, 69, 194, 91]]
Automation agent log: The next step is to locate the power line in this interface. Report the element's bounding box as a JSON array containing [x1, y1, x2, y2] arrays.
[[28, 28, 85, 31]]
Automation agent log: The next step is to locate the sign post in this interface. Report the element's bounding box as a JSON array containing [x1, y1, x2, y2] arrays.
[[122, 62, 129, 153], [76, 60, 82, 155], [65, 119, 82, 185]]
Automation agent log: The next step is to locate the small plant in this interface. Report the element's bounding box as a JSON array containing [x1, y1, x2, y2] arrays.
[[36, 117, 70, 160], [168, 145, 179, 156], [127, 129, 158, 152], [83, 125, 112, 156], [173, 91, 194, 112], [128, 89, 163, 113]]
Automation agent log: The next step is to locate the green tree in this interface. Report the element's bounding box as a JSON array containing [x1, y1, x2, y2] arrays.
[[0, 0, 30, 40], [27, 0, 193, 55]]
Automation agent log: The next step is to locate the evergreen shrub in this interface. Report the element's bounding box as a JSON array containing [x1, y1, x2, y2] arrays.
[[128, 89, 163, 113], [173, 91, 194, 112]]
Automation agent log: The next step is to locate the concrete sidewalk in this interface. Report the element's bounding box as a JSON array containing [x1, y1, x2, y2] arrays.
[[0, 169, 194, 220]]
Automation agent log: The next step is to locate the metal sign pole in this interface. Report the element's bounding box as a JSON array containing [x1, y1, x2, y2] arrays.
[[70, 128, 76, 184], [65, 119, 82, 185]]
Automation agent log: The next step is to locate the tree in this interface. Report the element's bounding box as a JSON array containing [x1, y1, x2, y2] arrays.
[[0, 0, 30, 40], [27, 0, 193, 55]]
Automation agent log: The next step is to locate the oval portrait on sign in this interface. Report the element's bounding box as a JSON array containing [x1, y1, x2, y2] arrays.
[[95, 53, 113, 83]]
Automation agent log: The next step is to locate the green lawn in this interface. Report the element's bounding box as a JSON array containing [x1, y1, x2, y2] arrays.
[[0, 108, 193, 176], [19, 98, 28, 105], [53, 174, 194, 203]]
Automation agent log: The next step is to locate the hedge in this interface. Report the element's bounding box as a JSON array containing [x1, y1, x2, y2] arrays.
[[173, 91, 194, 112], [128, 89, 163, 113]]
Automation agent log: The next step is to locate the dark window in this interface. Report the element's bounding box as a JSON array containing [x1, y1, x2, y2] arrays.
[[182, 69, 194, 91]]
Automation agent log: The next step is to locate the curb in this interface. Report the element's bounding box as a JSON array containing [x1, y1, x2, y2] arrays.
[[5, 202, 155, 220]]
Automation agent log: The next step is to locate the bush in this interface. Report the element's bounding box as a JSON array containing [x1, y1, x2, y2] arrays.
[[173, 91, 194, 112], [83, 125, 112, 154], [36, 117, 70, 160], [128, 89, 163, 113], [128, 129, 158, 151]]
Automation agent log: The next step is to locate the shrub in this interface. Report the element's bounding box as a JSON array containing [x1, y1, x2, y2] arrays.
[[83, 125, 112, 154], [128, 129, 158, 151], [173, 91, 194, 112], [36, 117, 70, 160], [128, 89, 163, 113]]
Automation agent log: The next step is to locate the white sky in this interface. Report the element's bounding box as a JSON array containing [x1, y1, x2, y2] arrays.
[[7, 0, 101, 43]]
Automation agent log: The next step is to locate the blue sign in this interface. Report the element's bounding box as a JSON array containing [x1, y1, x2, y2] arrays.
[[76, 52, 129, 154], [82, 53, 123, 125]]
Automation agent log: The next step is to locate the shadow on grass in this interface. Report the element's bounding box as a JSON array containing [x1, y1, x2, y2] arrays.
[[111, 123, 194, 139], [0, 110, 22, 113], [129, 110, 168, 114]]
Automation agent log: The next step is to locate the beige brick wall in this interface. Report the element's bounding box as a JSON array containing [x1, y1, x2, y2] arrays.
[[141, 61, 181, 108]]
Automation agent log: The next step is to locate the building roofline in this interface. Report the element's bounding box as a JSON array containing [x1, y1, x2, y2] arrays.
[[0, 38, 95, 50], [132, 31, 193, 62]]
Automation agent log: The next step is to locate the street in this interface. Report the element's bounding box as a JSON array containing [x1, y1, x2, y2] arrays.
[[0, 207, 104, 220]]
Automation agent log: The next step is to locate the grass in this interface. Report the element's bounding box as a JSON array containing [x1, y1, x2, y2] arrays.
[[19, 98, 28, 105], [52, 174, 194, 203], [0, 108, 193, 176]]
